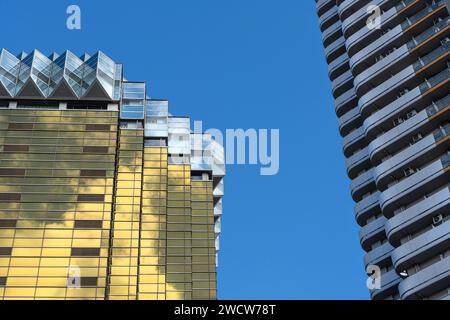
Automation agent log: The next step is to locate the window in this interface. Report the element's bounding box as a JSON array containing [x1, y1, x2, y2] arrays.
[[8, 123, 34, 130], [0, 219, 17, 228], [0, 193, 21, 202], [3, 145, 29, 152], [74, 220, 103, 229], [0, 247, 12, 256], [85, 124, 111, 131], [83, 146, 109, 154], [80, 277, 98, 287], [77, 194, 105, 202], [80, 170, 106, 177], [70, 248, 101, 257], [0, 169, 25, 176]]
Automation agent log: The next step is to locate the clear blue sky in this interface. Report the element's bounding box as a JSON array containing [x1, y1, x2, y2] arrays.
[[3, 0, 369, 299]]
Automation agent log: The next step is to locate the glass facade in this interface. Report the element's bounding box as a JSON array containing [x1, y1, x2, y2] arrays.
[[0, 49, 225, 300]]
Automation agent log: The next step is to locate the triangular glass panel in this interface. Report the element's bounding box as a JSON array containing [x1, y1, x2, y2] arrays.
[[49, 78, 78, 99], [15, 78, 45, 98], [82, 79, 112, 100], [0, 80, 12, 98]]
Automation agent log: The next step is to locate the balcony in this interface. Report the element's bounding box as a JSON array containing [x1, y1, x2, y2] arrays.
[[319, 5, 339, 32], [386, 186, 450, 245], [399, 255, 450, 300], [392, 220, 450, 273], [338, 105, 361, 137], [322, 20, 343, 48], [359, 65, 417, 118], [370, 269, 402, 300], [342, 0, 391, 39], [368, 94, 449, 165], [355, 191, 381, 226], [335, 86, 358, 117], [343, 125, 365, 157], [317, 0, 335, 18], [351, 168, 375, 202], [346, 4, 398, 56], [354, 45, 411, 97], [332, 69, 353, 98], [325, 36, 346, 64], [359, 214, 387, 252], [346, 146, 371, 179], [374, 125, 450, 190], [350, 25, 404, 76], [379, 155, 450, 217], [364, 241, 394, 268], [329, 52, 350, 82]]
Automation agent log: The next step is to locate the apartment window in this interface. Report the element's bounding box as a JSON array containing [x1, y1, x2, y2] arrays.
[[71, 248, 101, 257], [0, 169, 25, 176], [85, 124, 111, 131], [8, 123, 34, 130], [82, 146, 109, 154], [0, 247, 12, 256], [80, 277, 98, 287], [77, 194, 105, 202], [3, 145, 29, 152], [0, 219, 17, 228], [74, 220, 103, 229], [80, 170, 106, 177], [0, 193, 21, 202]]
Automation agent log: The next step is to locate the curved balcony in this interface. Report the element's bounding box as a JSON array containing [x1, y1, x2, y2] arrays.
[[373, 126, 450, 189], [343, 125, 366, 157], [317, 0, 335, 18], [346, 5, 398, 57], [322, 20, 343, 48], [359, 65, 416, 118], [354, 45, 411, 98], [325, 36, 346, 64], [399, 255, 450, 300], [335, 86, 358, 117], [342, 0, 391, 38], [332, 69, 353, 98], [338, 105, 361, 137], [370, 269, 402, 300], [350, 25, 404, 76], [392, 220, 450, 273], [379, 155, 450, 217], [351, 168, 375, 202], [346, 146, 371, 179], [319, 5, 339, 32], [339, 0, 368, 22], [364, 241, 394, 268], [363, 66, 449, 139], [363, 88, 423, 141], [369, 109, 429, 166], [329, 52, 350, 82], [367, 93, 449, 162], [355, 191, 381, 227], [359, 214, 387, 252], [386, 186, 450, 245]]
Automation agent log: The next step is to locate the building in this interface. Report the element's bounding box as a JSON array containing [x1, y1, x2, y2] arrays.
[[0, 49, 225, 300], [315, 0, 449, 299]]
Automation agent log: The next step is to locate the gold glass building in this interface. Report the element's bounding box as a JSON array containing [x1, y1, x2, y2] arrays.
[[0, 49, 225, 300]]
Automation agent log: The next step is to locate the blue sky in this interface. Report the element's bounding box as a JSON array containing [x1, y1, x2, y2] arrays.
[[3, 0, 368, 299]]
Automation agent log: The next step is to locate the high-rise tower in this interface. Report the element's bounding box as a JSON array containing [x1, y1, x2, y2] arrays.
[[0, 49, 225, 300], [315, 0, 449, 299]]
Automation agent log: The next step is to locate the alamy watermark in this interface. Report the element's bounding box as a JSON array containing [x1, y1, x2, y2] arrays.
[[66, 5, 81, 30], [366, 264, 381, 290], [193, 121, 280, 176], [366, 5, 381, 30]]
